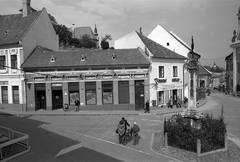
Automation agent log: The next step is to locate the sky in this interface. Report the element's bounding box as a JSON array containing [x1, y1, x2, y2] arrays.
[[0, 0, 240, 68]]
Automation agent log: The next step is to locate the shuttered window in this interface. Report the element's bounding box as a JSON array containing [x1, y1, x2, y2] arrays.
[[118, 81, 129, 104], [2, 86, 8, 103], [12, 86, 19, 104]]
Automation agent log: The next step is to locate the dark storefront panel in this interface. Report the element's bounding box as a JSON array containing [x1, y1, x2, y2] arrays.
[[85, 82, 96, 105], [52, 83, 63, 110], [35, 83, 46, 110], [118, 81, 129, 104], [135, 80, 144, 110]]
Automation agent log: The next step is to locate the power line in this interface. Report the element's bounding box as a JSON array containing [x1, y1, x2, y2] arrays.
[[200, 56, 226, 61]]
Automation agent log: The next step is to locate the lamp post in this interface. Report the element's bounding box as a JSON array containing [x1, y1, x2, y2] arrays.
[[72, 24, 75, 38], [184, 36, 201, 114], [24, 78, 28, 112]]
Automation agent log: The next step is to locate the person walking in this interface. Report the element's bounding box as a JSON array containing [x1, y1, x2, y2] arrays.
[[144, 100, 150, 113], [117, 119, 126, 144], [74, 98, 80, 112], [176, 97, 181, 108], [131, 122, 140, 145], [169, 96, 173, 108]]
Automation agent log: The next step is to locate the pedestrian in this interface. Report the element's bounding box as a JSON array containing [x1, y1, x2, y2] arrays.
[[131, 122, 140, 145], [122, 117, 130, 132], [117, 119, 126, 144], [169, 96, 173, 108], [144, 100, 150, 113], [183, 97, 188, 108], [74, 98, 80, 112], [176, 97, 181, 108]]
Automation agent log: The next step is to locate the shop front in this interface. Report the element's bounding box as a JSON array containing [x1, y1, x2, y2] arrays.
[[25, 72, 149, 111]]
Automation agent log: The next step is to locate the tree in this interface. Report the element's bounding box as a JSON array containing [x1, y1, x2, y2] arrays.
[[48, 14, 73, 47], [79, 34, 96, 48], [101, 35, 112, 49]]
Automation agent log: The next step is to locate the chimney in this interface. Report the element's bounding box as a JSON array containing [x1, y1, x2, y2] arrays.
[[22, 0, 31, 17]]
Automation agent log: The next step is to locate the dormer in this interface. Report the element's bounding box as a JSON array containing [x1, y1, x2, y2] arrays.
[[81, 54, 85, 61], [112, 53, 116, 60], [50, 55, 56, 63]]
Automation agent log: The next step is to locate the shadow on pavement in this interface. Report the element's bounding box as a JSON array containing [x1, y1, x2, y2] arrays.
[[0, 112, 13, 117], [58, 146, 124, 162]]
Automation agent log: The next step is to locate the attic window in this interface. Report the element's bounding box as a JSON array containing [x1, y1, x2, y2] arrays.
[[167, 42, 169, 46], [112, 53, 116, 60], [81, 54, 85, 61], [50, 55, 56, 62], [5, 30, 9, 34]]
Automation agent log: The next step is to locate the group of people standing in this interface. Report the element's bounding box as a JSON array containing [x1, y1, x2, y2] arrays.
[[168, 96, 182, 108], [116, 117, 140, 145]]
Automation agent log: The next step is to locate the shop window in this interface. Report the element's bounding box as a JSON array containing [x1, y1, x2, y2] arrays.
[[102, 81, 113, 104], [11, 55, 17, 69], [118, 81, 129, 104], [68, 82, 79, 105], [85, 82, 96, 105], [159, 66, 164, 78], [0, 56, 6, 70], [12, 86, 19, 104], [173, 66, 178, 77], [1, 86, 8, 103]]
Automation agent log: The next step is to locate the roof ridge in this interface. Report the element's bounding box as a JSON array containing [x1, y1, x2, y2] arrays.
[[136, 31, 186, 59]]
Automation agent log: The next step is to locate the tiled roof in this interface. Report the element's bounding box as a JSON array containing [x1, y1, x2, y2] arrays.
[[21, 46, 150, 68], [73, 27, 98, 40], [198, 65, 212, 76], [136, 32, 186, 59], [0, 11, 41, 45]]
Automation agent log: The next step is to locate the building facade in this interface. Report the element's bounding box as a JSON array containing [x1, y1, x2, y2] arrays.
[[21, 47, 151, 111], [228, 7, 240, 93], [115, 31, 186, 106], [0, 0, 59, 111], [148, 25, 210, 98]]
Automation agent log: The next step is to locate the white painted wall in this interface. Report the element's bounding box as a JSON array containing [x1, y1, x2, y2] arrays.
[[148, 25, 189, 57], [148, 25, 190, 98], [150, 58, 184, 103], [114, 31, 145, 50]]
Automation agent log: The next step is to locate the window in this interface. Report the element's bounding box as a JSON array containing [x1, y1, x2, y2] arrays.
[[1, 86, 8, 103], [173, 66, 178, 77], [159, 66, 164, 78], [85, 82, 96, 105], [11, 55, 17, 69], [167, 42, 169, 46], [68, 82, 79, 105], [118, 81, 129, 104], [102, 81, 113, 104], [0, 56, 6, 70], [12, 86, 19, 104]]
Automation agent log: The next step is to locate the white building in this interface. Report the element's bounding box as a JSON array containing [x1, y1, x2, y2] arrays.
[[115, 31, 186, 106]]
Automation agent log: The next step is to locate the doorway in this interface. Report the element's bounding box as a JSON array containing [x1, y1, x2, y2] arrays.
[[158, 91, 164, 105], [52, 83, 63, 110], [135, 80, 144, 110], [35, 83, 46, 110], [35, 90, 46, 110], [172, 89, 178, 105]]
